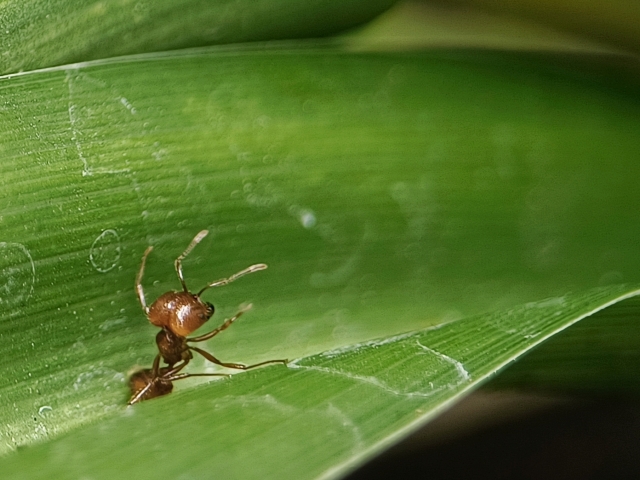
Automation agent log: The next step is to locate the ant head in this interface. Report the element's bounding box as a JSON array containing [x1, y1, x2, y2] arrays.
[[174, 295, 215, 337], [148, 292, 216, 337]]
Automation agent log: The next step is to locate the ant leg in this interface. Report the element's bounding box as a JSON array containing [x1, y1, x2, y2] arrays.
[[162, 358, 230, 382], [175, 230, 209, 292], [151, 354, 161, 376], [196, 264, 267, 296], [135, 246, 154, 315], [167, 372, 230, 381], [128, 389, 148, 406], [187, 305, 252, 343], [128, 354, 162, 406], [164, 359, 189, 377], [190, 346, 288, 371]]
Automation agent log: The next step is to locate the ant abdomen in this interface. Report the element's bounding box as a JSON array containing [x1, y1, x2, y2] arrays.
[[128, 366, 174, 403]]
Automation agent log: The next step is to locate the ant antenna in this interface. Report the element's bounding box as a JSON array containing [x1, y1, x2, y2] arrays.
[[136, 246, 154, 314], [197, 264, 267, 296], [175, 230, 209, 292]]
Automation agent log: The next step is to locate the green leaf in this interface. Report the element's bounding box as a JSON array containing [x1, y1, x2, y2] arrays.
[[0, 0, 397, 74], [1, 47, 639, 477], [1, 285, 639, 479]]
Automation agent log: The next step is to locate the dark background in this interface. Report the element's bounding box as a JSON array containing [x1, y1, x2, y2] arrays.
[[348, 391, 640, 479]]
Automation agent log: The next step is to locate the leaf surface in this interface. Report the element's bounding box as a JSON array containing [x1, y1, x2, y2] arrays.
[[1, 285, 639, 479], [0, 0, 397, 74], [0, 48, 639, 477]]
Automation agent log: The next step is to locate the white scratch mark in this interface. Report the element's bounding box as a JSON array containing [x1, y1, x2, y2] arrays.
[[65, 69, 131, 176], [314, 331, 418, 359], [288, 327, 472, 397], [416, 340, 471, 382], [288, 361, 446, 399], [288, 362, 396, 392]]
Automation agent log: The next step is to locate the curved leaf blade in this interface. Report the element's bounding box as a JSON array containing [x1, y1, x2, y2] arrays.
[[0, 0, 397, 74], [0, 285, 638, 479]]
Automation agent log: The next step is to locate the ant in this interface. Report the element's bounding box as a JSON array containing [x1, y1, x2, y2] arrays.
[[129, 230, 287, 404]]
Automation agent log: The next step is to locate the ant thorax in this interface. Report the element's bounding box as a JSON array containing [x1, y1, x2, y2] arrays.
[[148, 291, 214, 337], [156, 328, 191, 366]]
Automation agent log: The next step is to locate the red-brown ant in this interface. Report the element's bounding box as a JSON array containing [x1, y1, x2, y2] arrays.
[[129, 230, 287, 404]]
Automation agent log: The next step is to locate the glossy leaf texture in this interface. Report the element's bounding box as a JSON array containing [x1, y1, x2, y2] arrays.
[[0, 47, 639, 477], [0, 0, 397, 74], [1, 285, 639, 479]]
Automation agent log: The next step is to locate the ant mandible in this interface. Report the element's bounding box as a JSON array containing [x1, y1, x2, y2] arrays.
[[134, 229, 287, 377]]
